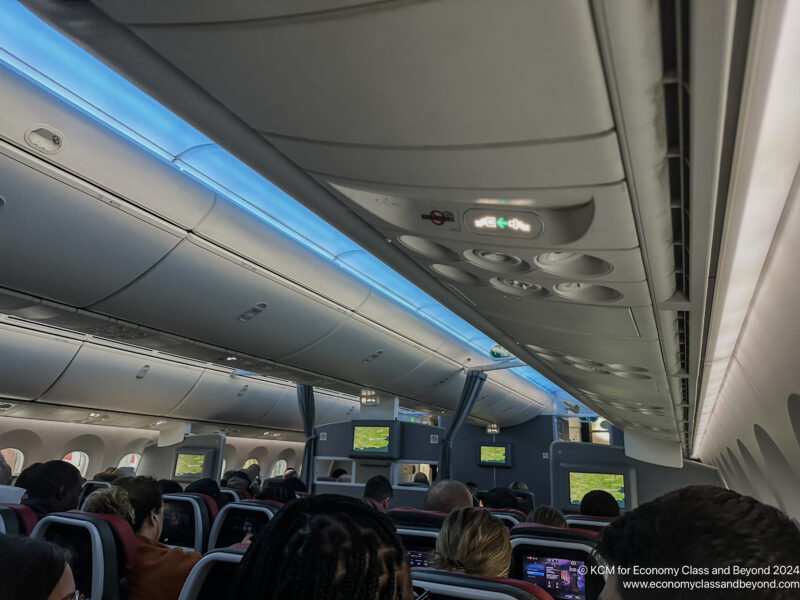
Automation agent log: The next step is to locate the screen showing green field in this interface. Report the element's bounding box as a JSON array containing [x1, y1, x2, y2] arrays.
[[480, 445, 507, 464], [569, 472, 625, 507], [174, 453, 205, 477], [352, 426, 391, 453]]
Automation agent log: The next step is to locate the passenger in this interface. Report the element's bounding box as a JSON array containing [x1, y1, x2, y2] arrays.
[[580, 489, 620, 518], [0, 535, 81, 600], [336, 473, 352, 483], [283, 467, 297, 478], [509, 481, 529, 492], [157, 479, 183, 494], [232, 494, 414, 599], [21, 460, 82, 519], [413, 472, 430, 486], [431, 507, 511, 578], [114, 476, 201, 600], [114, 466, 137, 479], [330, 467, 348, 479], [245, 463, 262, 489], [15, 461, 43, 497], [185, 477, 225, 508], [363, 474, 394, 512], [423, 479, 474, 513], [282, 474, 308, 495], [464, 481, 481, 507], [482, 487, 521, 511], [0, 452, 12, 485], [220, 469, 236, 487], [526, 505, 567, 528], [92, 472, 119, 483], [256, 481, 294, 504], [596, 486, 800, 599], [226, 470, 257, 495], [83, 486, 136, 525]]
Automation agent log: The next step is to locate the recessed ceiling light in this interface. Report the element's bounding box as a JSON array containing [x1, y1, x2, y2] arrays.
[[225, 356, 237, 362], [89, 411, 101, 418]]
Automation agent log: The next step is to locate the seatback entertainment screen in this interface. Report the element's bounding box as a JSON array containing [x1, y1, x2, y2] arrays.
[[568, 472, 625, 508], [522, 556, 585, 600]]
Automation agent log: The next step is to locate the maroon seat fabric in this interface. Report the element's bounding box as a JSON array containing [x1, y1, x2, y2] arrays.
[[194, 493, 219, 520], [3, 503, 38, 534], [88, 512, 138, 573]]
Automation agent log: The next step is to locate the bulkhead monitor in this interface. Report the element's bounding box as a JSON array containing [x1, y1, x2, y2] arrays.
[[522, 556, 585, 600], [349, 421, 401, 459], [568, 471, 625, 508], [477, 443, 512, 467], [174, 452, 206, 479]]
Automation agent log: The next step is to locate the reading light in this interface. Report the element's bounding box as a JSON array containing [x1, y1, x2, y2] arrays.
[[486, 423, 500, 435], [88, 411, 101, 418]]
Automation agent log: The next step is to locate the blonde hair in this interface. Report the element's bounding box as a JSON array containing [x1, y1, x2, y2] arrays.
[[431, 507, 511, 578], [83, 486, 135, 528]]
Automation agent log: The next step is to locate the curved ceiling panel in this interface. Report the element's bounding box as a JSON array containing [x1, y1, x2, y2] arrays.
[[280, 133, 624, 189], [111, 0, 613, 144]]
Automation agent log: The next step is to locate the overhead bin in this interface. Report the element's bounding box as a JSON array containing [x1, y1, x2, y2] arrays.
[[192, 188, 372, 311], [0, 321, 81, 400], [260, 388, 304, 431], [168, 370, 285, 424], [40, 342, 202, 415], [93, 236, 350, 359], [0, 63, 216, 229], [0, 144, 184, 307]]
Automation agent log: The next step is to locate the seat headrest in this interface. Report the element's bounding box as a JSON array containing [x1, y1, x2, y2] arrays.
[[387, 508, 448, 530], [510, 522, 598, 541], [88, 513, 138, 572], [4, 503, 38, 535], [194, 493, 219, 520], [411, 568, 554, 600]]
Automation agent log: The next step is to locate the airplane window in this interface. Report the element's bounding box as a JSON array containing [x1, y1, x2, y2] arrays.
[[1, 447, 25, 475], [243, 458, 259, 469], [117, 453, 141, 473], [270, 459, 288, 478], [62, 451, 90, 477]]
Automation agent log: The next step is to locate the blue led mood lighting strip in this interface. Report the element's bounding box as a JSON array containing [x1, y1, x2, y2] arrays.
[[0, 1, 573, 401]]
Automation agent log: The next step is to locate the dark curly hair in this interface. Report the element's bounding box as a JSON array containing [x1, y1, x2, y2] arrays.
[[596, 485, 800, 599], [233, 494, 413, 599]]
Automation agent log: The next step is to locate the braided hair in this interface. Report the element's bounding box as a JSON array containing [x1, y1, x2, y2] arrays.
[[233, 494, 413, 600]]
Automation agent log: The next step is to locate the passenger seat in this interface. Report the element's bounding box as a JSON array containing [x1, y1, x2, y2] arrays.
[[160, 494, 214, 552], [411, 568, 554, 599], [31, 511, 137, 600], [0, 503, 38, 535], [177, 547, 245, 600]]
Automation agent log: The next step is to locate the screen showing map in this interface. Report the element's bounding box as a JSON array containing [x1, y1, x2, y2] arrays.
[[352, 426, 391, 453], [569, 472, 625, 507], [480, 444, 508, 464], [522, 556, 585, 600], [174, 453, 205, 478]]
